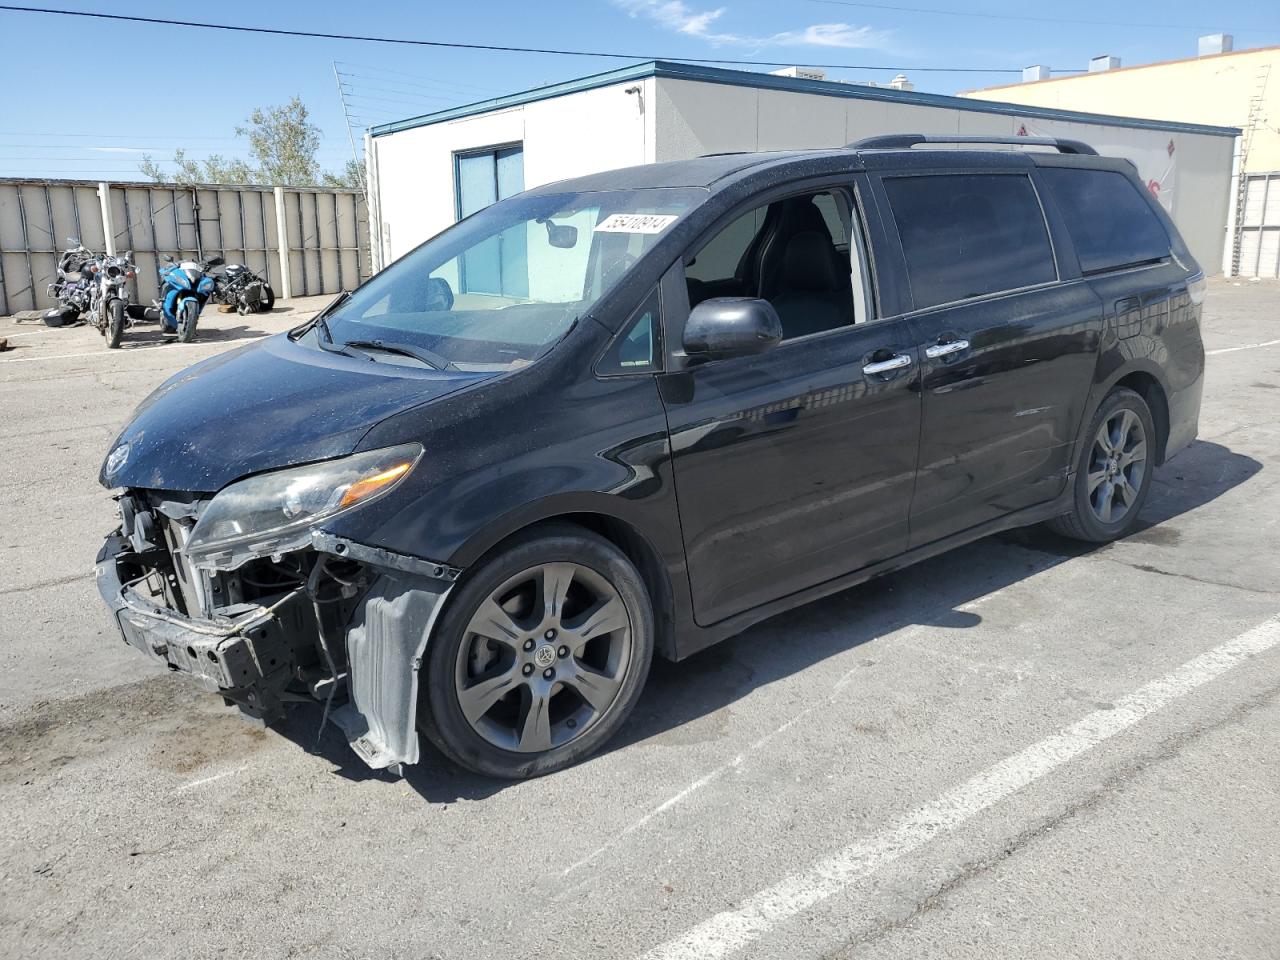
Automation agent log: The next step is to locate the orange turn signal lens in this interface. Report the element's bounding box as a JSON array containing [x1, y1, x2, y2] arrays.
[[338, 461, 412, 508]]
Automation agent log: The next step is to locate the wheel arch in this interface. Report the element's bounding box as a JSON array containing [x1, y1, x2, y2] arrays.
[[447, 498, 679, 662], [1107, 368, 1171, 466], [1085, 361, 1172, 467]]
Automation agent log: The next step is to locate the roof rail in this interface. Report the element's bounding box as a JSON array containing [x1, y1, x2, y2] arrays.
[[847, 134, 1098, 156]]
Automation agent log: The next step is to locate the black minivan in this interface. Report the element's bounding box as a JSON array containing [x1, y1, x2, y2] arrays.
[[97, 135, 1206, 778]]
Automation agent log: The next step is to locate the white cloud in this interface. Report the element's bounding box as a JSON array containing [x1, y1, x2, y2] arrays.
[[614, 0, 889, 50], [771, 23, 885, 49]]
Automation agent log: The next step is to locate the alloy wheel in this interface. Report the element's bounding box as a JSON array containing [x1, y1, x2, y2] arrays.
[[1087, 408, 1147, 524], [454, 562, 633, 753]]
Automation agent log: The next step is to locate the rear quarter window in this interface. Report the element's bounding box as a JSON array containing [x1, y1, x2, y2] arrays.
[[1039, 167, 1171, 275], [883, 173, 1057, 311]]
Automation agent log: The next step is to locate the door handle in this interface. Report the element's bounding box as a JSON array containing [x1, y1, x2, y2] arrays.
[[862, 353, 912, 376], [925, 338, 970, 359]]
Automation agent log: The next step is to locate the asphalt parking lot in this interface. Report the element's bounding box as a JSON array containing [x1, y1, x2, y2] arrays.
[[1, 281, 1278, 960]]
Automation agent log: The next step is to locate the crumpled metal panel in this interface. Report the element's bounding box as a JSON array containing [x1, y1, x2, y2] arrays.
[[334, 573, 451, 769]]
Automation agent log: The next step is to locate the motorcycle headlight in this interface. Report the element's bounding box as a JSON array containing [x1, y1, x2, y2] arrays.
[[183, 443, 422, 570]]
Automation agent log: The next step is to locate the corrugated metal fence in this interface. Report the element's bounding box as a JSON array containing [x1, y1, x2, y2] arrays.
[[0, 178, 371, 314]]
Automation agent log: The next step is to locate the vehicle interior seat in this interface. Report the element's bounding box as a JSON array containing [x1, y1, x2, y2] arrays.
[[768, 231, 854, 339], [753, 196, 843, 301]]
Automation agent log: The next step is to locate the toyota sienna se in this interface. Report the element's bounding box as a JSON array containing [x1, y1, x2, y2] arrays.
[[97, 136, 1206, 779]]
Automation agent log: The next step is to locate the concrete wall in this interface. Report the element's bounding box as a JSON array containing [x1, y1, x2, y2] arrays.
[[368, 78, 653, 266], [963, 46, 1280, 175], [0, 179, 370, 314], [656, 77, 1235, 273]]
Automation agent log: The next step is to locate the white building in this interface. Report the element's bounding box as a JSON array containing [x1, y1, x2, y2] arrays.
[[365, 60, 1238, 274]]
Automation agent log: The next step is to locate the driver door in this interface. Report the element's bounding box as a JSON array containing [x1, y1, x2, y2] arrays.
[[659, 183, 921, 626]]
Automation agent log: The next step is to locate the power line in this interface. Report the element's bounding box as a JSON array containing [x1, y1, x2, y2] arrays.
[[806, 0, 1263, 30], [342, 91, 463, 108], [0, 4, 1053, 73], [335, 62, 507, 95], [339, 82, 466, 104], [0, 132, 335, 141], [0, 144, 350, 153]]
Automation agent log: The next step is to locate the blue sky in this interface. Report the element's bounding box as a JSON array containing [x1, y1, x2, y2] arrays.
[[0, 0, 1275, 181]]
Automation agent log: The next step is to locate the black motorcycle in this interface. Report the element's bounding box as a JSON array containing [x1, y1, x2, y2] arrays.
[[211, 262, 276, 315], [43, 238, 98, 327]]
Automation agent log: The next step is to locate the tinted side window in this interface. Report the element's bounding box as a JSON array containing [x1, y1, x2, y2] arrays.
[[597, 292, 661, 375], [883, 174, 1057, 310], [1039, 168, 1171, 275]]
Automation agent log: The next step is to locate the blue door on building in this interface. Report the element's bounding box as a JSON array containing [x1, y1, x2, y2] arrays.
[[456, 145, 526, 298]]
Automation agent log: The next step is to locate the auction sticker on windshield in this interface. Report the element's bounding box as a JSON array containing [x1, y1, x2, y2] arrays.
[[593, 213, 679, 234]]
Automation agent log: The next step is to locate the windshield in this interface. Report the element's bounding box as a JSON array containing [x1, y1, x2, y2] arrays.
[[324, 187, 702, 371]]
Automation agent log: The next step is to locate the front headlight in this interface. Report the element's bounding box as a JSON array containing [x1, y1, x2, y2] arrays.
[[184, 443, 422, 570]]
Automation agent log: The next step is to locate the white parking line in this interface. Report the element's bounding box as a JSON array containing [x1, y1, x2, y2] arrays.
[[171, 764, 250, 795], [564, 629, 932, 878], [1207, 337, 1280, 356], [639, 614, 1280, 960], [0, 336, 259, 364]]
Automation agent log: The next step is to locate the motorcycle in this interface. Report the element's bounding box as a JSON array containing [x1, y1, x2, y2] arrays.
[[85, 250, 140, 349], [211, 262, 275, 315], [43, 238, 98, 328], [157, 254, 223, 342]]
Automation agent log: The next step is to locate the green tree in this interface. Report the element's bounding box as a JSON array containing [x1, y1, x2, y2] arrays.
[[236, 96, 321, 186], [139, 149, 256, 186], [321, 158, 365, 191], [139, 97, 359, 188]]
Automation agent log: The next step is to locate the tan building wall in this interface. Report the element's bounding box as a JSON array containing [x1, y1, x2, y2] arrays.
[[963, 46, 1278, 173]]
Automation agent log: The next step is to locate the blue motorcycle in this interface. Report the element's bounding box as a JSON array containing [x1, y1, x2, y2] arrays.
[[157, 254, 223, 342]]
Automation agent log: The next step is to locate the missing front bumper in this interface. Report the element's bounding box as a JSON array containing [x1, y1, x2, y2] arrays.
[[95, 531, 453, 770]]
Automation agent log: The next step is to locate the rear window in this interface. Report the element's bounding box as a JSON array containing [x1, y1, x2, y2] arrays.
[[883, 173, 1057, 310], [1040, 167, 1171, 275]]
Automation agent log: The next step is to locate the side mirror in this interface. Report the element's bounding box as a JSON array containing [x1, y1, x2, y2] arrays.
[[424, 276, 454, 311], [683, 297, 782, 361], [123, 250, 134, 261], [162, 254, 174, 263]]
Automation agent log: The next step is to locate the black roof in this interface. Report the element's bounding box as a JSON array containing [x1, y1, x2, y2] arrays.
[[523, 151, 842, 195], [522, 143, 1138, 198]]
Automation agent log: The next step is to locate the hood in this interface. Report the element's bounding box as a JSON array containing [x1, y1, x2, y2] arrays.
[[101, 333, 488, 493]]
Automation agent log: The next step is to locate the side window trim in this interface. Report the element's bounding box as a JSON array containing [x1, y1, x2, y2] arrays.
[[873, 169, 1062, 315]]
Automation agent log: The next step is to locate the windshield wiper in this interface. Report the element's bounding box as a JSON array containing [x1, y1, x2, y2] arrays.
[[342, 339, 456, 371], [304, 290, 350, 343]]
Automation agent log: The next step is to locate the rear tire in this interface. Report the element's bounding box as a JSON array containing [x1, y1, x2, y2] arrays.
[[176, 299, 199, 343], [259, 284, 275, 312], [105, 298, 125, 349], [420, 525, 654, 779], [1048, 387, 1156, 542]]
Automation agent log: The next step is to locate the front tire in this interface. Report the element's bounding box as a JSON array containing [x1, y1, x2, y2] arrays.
[[105, 298, 125, 349], [176, 299, 199, 343], [420, 525, 654, 779], [1049, 387, 1156, 542]]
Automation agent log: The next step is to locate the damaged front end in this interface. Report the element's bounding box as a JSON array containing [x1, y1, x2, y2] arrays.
[[96, 446, 460, 772]]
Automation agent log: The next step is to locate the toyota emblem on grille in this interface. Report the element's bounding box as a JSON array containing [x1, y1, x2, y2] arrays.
[[105, 442, 131, 477]]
